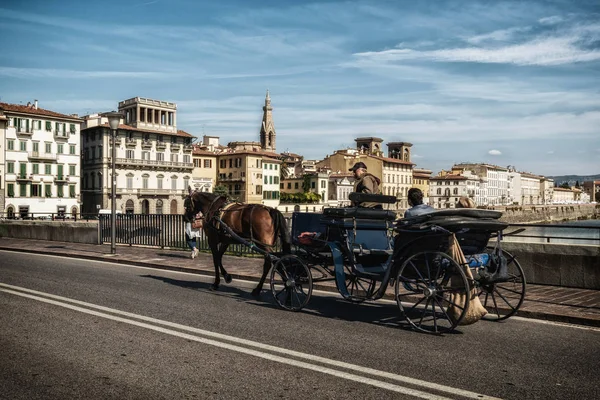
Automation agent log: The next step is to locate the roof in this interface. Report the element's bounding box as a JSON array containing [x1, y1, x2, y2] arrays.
[[430, 174, 468, 181], [553, 187, 574, 192], [355, 136, 383, 142], [0, 102, 82, 121], [413, 172, 432, 179], [192, 148, 218, 156], [217, 149, 282, 161], [82, 123, 194, 138], [368, 154, 414, 166], [454, 162, 508, 171]]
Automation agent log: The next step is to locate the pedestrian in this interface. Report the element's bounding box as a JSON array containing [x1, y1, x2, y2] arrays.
[[185, 213, 203, 259], [404, 188, 435, 218], [349, 162, 383, 209]]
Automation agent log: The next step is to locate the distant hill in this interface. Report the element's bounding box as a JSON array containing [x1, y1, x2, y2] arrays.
[[547, 174, 600, 186]]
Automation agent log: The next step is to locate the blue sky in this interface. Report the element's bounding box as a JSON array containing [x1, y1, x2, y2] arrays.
[[1, 0, 599, 176]]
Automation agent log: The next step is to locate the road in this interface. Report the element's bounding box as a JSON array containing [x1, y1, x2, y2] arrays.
[[1, 250, 598, 399]]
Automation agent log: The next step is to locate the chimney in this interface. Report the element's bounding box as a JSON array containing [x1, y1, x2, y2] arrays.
[[34, 99, 38, 109], [27, 101, 31, 107]]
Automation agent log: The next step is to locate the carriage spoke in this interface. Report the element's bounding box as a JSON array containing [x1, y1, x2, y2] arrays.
[[418, 299, 431, 326], [490, 291, 501, 319], [409, 261, 426, 281], [431, 299, 438, 332], [439, 296, 466, 311], [404, 296, 427, 315], [424, 254, 432, 280], [433, 296, 453, 323], [494, 285, 522, 295]]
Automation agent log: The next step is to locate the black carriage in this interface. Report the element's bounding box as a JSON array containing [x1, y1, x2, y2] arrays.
[[269, 193, 526, 334]]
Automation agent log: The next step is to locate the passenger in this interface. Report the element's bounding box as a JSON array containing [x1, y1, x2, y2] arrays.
[[349, 162, 383, 209], [185, 212, 202, 259], [456, 196, 476, 208], [404, 188, 435, 218]]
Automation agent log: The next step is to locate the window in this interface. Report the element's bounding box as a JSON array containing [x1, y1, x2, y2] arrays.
[[204, 159, 212, 168], [7, 184, 14, 197], [269, 176, 273, 185], [142, 151, 150, 160], [45, 184, 52, 197], [70, 144, 76, 155], [183, 177, 189, 190], [69, 165, 76, 176], [55, 122, 60, 132], [45, 164, 52, 175], [7, 162, 14, 174], [170, 153, 178, 162], [274, 177, 279, 184], [19, 163, 26, 179], [20, 141, 27, 151], [220, 159, 226, 168], [156, 199, 163, 214], [126, 150, 134, 159], [57, 185, 64, 198], [33, 164, 39, 174], [194, 159, 201, 168], [269, 164, 273, 170], [157, 175, 163, 189], [57, 144, 64, 154], [70, 185, 76, 198], [20, 184, 27, 197], [126, 174, 133, 189], [70, 124, 76, 134], [171, 177, 177, 190], [275, 165, 278, 171], [45, 121, 51, 131], [256, 185, 262, 195], [31, 184, 42, 197], [7, 140, 14, 150], [287, 183, 291, 189], [229, 159, 232, 168], [183, 155, 190, 163], [321, 180, 326, 188], [311, 182, 315, 189], [294, 182, 299, 189], [157, 152, 164, 161], [142, 174, 149, 189], [264, 176, 268, 184]]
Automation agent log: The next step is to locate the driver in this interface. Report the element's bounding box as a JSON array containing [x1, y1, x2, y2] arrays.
[[349, 162, 382, 209]]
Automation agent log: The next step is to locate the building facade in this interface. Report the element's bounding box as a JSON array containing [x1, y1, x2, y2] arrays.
[[80, 98, 195, 215], [429, 174, 469, 208], [1, 101, 82, 218], [453, 163, 509, 206]]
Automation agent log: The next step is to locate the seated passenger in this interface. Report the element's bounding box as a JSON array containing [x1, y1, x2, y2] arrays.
[[404, 188, 435, 218], [349, 162, 383, 209], [456, 196, 476, 208]]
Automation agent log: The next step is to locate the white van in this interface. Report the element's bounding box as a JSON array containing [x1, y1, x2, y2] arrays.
[[98, 209, 122, 218]]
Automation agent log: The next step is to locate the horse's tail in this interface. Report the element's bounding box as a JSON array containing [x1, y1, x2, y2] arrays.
[[270, 208, 291, 254]]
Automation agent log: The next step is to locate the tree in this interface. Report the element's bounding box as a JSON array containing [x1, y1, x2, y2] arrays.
[[559, 182, 570, 189], [212, 185, 229, 199], [302, 174, 312, 193]]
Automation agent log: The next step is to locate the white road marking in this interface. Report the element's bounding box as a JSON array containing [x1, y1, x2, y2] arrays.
[[1, 249, 597, 333], [0, 282, 500, 400]]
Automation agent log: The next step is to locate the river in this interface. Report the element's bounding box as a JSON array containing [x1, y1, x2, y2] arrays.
[[504, 219, 600, 245]]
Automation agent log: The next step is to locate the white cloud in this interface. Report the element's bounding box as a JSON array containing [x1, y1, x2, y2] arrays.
[[547, 150, 555, 154], [465, 27, 530, 44], [355, 36, 600, 66], [0, 67, 166, 79], [488, 150, 502, 155], [539, 16, 563, 25]]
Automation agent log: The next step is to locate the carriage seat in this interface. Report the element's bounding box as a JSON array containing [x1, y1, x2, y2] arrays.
[[323, 207, 397, 221]]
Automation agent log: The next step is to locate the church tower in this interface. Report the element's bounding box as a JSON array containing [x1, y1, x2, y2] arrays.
[[260, 90, 276, 152]]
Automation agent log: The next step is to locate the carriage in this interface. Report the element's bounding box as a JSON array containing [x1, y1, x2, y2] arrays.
[[185, 191, 526, 334], [267, 193, 526, 334]]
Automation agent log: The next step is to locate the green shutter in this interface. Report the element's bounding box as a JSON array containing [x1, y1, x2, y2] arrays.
[[57, 185, 64, 198], [57, 165, 63, 179], [26, 119, 30, 132], [7, 184, 14, 197], [20, 184, 27, 197], [20, 163, 26, 178], [70, 185, 76, 198], [46, 121, 51, 131], [45, 184, 52, 197]]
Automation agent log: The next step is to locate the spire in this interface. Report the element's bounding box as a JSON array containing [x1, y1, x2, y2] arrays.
[[260, 90, 276, 152]]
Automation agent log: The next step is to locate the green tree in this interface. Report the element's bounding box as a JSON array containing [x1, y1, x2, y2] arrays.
[[559, 182, 570, 189], [212, 185, 230, 199], [302, 174, 312, 193]]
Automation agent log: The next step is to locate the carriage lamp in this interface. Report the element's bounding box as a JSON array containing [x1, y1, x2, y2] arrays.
[[103, 111, 123, 254]]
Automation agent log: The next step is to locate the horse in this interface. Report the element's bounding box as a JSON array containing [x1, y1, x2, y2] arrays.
[[184, 189, 292, 296]]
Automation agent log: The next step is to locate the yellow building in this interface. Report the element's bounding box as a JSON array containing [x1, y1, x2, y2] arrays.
[[412, 168, 432, 200], [191, 148, 217, 192]]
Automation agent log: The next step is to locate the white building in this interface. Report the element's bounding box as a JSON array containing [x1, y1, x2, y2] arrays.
[[429, 174, 469, 209], [328, 174, 354, 207], [541, 178, 554, 205], [80, 97, 195, 215], [507, 168, 521, 205], [1, 101, 82, 218], [262, 158, 281, 207], [520, 173, 541, 205], [453, 163, 509, 206]]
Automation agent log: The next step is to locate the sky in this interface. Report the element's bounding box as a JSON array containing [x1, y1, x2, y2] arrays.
[[1, 0, 599, 176]]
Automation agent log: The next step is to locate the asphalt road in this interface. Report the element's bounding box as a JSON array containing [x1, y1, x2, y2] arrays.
[[1, 250, 598, 400]]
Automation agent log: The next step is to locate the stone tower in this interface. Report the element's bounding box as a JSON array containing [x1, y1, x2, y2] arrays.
[[260, 90, 276, 152], [387, 142, 413, 162]]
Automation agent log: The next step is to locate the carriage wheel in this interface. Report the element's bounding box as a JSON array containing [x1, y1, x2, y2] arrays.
[[343, 265, 377, 303], [270, 255, 312, 312], [395, 251, 470, 334], [479, 249, 526, 321]]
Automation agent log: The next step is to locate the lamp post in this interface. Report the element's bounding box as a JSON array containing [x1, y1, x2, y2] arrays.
[[104, 111, 123, 254]]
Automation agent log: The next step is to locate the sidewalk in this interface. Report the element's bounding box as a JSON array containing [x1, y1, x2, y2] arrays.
[[1, 237, 599, 327]]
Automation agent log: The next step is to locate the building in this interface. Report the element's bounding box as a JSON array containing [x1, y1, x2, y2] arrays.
[[191, 147, 217, 193], [507, 167, 521, 205], [430, 174, 470, 209], [1, 100, 82, 218], [582, 180, 600, 203], [453, 163, 509, 206], [328, 173, 354, 206], [412, 168, 432, 204], [520, 173, 542, 205], [540, 177, 555, 205], [80, 97, 195, 215], [259, 90, 276, 152], [553, 187, 575, 204], [317, 138, 414, 208]]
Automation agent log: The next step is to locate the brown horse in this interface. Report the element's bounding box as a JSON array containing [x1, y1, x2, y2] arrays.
[[184, 190, 291, 296]]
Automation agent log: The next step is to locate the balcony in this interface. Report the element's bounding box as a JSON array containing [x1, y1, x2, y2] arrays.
[[54, 130, 69, 140], [170, 143, 181, 151], [16, 174, 33, 182], [28, 151, 57, 161], [141, 140, 153, 149], [156, 141, 167, 150], [137, 188, 186, 196], [16, 127, 33, 136], [113, 157, 194, 170], [125, 137, 137, 147], [218, 174, 246, 182], [55, 175, 69, 183]]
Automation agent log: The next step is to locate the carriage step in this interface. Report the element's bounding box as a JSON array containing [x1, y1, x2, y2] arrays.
[[352, 248, 393, 256]]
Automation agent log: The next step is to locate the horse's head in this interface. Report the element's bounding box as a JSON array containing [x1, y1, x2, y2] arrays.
[[184, 189, 226, 221]]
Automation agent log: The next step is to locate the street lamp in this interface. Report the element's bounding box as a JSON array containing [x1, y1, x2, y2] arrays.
[[104, 111, 123, 254]]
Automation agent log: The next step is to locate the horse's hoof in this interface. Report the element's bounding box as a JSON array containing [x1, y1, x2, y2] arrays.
[[251, 288, 261, 297], [224, 274, 232, 284], [210, 284, 219, 291]]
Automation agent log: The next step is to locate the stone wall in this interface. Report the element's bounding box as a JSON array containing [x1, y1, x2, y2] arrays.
[[0, 221, 98, 244], [503, 242, 600, 290], [497, 204, 599, 224]]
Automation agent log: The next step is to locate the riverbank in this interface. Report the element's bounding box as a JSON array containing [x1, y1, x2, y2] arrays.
[[498, 204, 599, 224]]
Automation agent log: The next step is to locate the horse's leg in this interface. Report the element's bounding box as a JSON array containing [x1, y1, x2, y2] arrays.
[[251, 254, 272, 297], [217, 243, 232, 284], [208, 236, 222, 290]]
